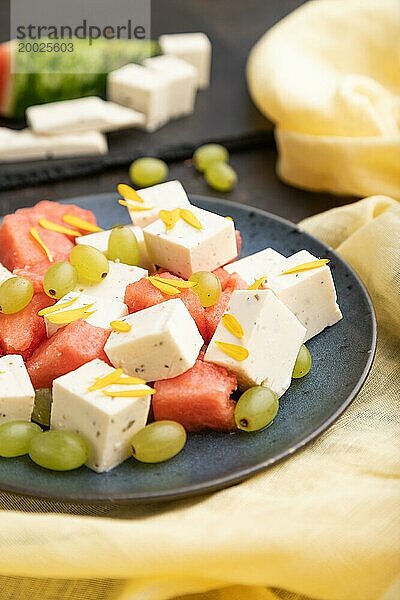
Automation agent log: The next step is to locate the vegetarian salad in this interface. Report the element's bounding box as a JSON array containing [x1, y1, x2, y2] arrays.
[[0, 163, 342, 473]]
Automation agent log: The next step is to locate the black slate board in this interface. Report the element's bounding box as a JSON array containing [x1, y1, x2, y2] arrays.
[[0, 0, 305, 190]]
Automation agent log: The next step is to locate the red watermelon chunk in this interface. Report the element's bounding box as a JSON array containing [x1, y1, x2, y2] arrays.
[[27, 319, 110, 389], [224, 272, 248, 292], [0, 211, 73, 271], [28, 200, 97, 237], [125, 274, 207, 341], [153, 359, 237, 432], [0, 201, 97, 271], [0, 293, 54, 361], [204, 290, 233, 343], [213, 268, 247, 292], [213, 267, 231, 290], [13, 262, 49, 293]]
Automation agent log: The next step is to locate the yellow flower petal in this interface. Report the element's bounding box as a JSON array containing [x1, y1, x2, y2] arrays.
[[114, 376, 146, 385], [180, 208, 203, 230], [38, 219, 81, 237], [148, 277, 181, 295], [103, 388, 156, 398], [153, 276, 196, 289], [62, 215, 103, 233], [248, 275, 268, 290], [87, 368, 124, 392], [30, 227, 54, 262], [159, 208, 181, 231], [281, 259, 330, 275], [46, 303, 96, 325], [215, 341, 249, 361], [110, 320, 131, 333], [222, 314, 245, 339], [38, 296, 79, 316], [119, 199, 154, 211], [117, 183, 144, 203]]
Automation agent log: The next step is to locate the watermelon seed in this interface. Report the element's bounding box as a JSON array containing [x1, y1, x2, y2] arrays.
[[49, 289, 56, 296], [101, 273, 107, 279], [239, 419, 249, 428]]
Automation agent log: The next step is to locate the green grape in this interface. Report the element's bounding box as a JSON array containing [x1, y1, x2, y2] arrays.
[[205, 161, 237, 192], [43, 261, 78, 299], [0, 276, 34, 314], [0, 421, 42, 457], [29, 430, 89, 471], [131, 420, 186, 463], [292, 344, 312, 379], [193, 144, 229, 172], [107, 226, 140, 266], [189, 271, 222, 307], [69, 245, 109, 284], [235, 386, 279, 432], [129, 157, 168, 188]]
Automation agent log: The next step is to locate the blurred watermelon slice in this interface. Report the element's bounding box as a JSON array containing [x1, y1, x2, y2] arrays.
[[0, 39, 159, 118]]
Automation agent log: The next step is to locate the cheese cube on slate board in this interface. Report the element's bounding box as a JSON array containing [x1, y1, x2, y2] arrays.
[[143, 54, 198, 119], [0, 129, 108, 163], [0, 262, 12, 284], [107, 64, 170, 132], [0, 355, 35, 423], [75, 261, 147, 304], [204, 290, 306, 396], [26, 97, 145, 135], [143, 206, 237, 278], [224, 248, 286, 286], [76, 226, 155, 271], [159, 32, 212, 89], [51, 359, 151, 472], [105, 299, 203, 381], [44, 131, 108, 158], [267, 250, 343, 341], [124, 180, 191, 228], [44, 291, 128, 338]]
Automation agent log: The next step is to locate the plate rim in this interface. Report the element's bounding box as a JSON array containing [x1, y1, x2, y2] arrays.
[[0, 193, 377, 504]]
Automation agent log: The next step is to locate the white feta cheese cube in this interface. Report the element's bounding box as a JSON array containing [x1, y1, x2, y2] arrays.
[[267, 250, 343, 341], [143, 55, 198, 119], [159, 32, 212, 89], [104, 298, 203, 381], [26, 97, 145, 135], [51, 359, 151, 472], [204, 290, 306, 396], [143, 206, 237, 278], [224, 248, 286, 286], [0, 129, 108, 163], [124, 180, 191, 229], [75, 261, 147, 304], [76, 225, 155, 271], [0, 355, 35, 423], [44, 291, 128, 338], [0, 262, 13, 284], [43, 131, 108, 159], [107, 64, 170, 131], [0, 129, 48, 162]]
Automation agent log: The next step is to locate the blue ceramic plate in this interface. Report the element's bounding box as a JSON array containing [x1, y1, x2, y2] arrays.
[[0, 194, 376, 503]]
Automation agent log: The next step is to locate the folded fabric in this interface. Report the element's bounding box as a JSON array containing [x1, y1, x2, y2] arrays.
[[247, 0, 400, 199], [0, 195, 399, 600]]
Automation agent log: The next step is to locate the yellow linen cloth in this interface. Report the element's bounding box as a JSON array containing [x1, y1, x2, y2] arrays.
[[0, 195, 399, 600], [246, 0, 400, 199]]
